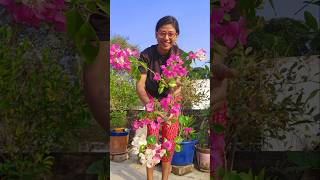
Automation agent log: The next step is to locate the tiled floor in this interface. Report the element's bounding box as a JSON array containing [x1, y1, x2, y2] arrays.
[[110, 154, 210, 180]]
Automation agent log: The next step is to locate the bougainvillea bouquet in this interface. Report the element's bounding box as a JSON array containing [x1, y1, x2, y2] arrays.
[[110, 44, 206, 167]]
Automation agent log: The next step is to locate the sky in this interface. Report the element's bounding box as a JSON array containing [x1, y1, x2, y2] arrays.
[[110, 0, 210, 68]]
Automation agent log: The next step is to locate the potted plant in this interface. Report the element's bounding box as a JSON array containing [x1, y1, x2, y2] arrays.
[[171, 115, 198, 166], [195, 109, 210, 172], [110, 110, 130, 155], [110, 69, 140, 155]]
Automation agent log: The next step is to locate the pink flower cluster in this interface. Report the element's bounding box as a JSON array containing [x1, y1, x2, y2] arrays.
[[160, 54, 188, 79], [159, 94, 181, 117], [184, 127, 193, 136], [132, 117, 163, 131], [0, 0, 66, 32], [187, 49, 207, 61], [110, 44, 139, 71], [211, 0, 248, 49]]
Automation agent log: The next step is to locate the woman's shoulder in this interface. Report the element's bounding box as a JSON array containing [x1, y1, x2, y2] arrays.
[[140, 45, 157, 60], [141, 45, 157, 55]]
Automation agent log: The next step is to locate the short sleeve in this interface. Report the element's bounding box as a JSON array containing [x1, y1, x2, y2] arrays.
[[138, 53, 148, 74]]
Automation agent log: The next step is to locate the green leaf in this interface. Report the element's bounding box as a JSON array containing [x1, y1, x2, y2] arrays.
[[175, 144, 181, 152], [212, 123, 225, 133], [86, 1, 97, 12], [97, 1, 110, 16], [256, 168, 265, 180], [216, 166, 225, 178], [174, 136, 183, 144], [304, 11, 318, 31], [304, 0, 320, 6], [305, 89, 320, 104], [65, 8, 84, 40], [239, 172, 252, 180], [158, 82, 165, 94], [268, 0, 277, 15], [86, 160, 104, 174], [147, 135, 157, 145], [168, 78, 176, 88], [223, 171, 242, 180], [81, 41, 99, 63], [75, 22, 97, 45]]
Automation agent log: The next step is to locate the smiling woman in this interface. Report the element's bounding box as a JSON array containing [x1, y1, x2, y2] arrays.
[[135, 15, 184, 180]]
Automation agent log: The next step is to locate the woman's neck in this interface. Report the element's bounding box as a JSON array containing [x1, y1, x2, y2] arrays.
[[156, 45, 170, 56]]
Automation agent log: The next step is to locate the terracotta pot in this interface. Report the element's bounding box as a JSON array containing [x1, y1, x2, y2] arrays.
[[196, 145, 210, 172], [110, 128, 129, 155], [83, 42, 109, 132]]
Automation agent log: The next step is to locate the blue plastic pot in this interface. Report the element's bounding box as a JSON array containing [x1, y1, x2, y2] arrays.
[[110, 128, 130, 136], [171, 140, 198, 166]]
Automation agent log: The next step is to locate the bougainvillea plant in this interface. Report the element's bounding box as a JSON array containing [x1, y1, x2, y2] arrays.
[[110, 44, 206, 167]]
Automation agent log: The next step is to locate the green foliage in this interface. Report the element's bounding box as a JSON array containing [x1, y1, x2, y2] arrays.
[[0, 154, 54, 180], [110, 110, 127, 128], [248, 18, 314, 57], [213, 167, 265, 180], [189, 66, 210, 79], [287, 151, 320, 169], [110, 35, 140, 51], [225, 47, 319, 151], [86, 156, 109, 180], [181, 77, 209, 110], [304, 11, 318, 31], [0, 26, 91, 178], [198, 112, 210, 148], [65, 0, 109, 63], [110, 69, 140, 128]]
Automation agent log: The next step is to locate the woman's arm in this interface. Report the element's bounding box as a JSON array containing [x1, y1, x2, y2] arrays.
[[136, 74, 150, 105]]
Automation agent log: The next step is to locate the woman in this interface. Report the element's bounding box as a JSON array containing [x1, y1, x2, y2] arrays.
[[136, 15, 183, 180]]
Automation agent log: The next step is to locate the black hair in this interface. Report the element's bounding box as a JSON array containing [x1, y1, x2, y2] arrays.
[[155, 16, 180, 35]]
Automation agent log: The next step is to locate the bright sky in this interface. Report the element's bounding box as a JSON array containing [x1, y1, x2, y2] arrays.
[[110, 0, 210, 68]]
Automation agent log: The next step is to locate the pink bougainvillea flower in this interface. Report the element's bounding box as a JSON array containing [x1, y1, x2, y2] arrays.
[[156, 116, 164, 124], [222, 21, 240, 49], [159, 95, 172, 111], [221, 0, 236, 12], [170, 103, 181, 117], [211, 8, 225, 46], [162, 140, 173, 151], [149, 121, 158, 130], [145, 98, 154, 112], [187, 52, 196, 60], [184, 127, 193, 136], [238, 17, 248, 46], [110, 44, 132, 71], [195, 49, 206, 61], [0, 0, 66, 32], [153, 73, 161, 81], [142, 118, 152, 126], [132, 120, 140, 131]]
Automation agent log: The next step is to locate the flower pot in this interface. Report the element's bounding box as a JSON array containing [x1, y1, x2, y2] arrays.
[[110, 128, 129, 155], [171, 140, 198, 166], [196, 145, 210, 172]]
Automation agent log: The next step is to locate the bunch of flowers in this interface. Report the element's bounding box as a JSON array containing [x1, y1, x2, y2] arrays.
[[110, 44, 206, 167], [110, 44, 139, 71], [211, 0, 248, 49], [0, 0, 66, 32]]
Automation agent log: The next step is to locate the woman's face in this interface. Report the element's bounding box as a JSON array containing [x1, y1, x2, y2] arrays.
[[156, 24, 177, 54]]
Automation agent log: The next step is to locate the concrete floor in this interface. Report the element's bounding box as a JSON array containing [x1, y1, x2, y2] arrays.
[[110, 154, 210, 180]]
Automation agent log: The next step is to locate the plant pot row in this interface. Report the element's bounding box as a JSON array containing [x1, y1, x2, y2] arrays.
[[110, 129, 210, 172]]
